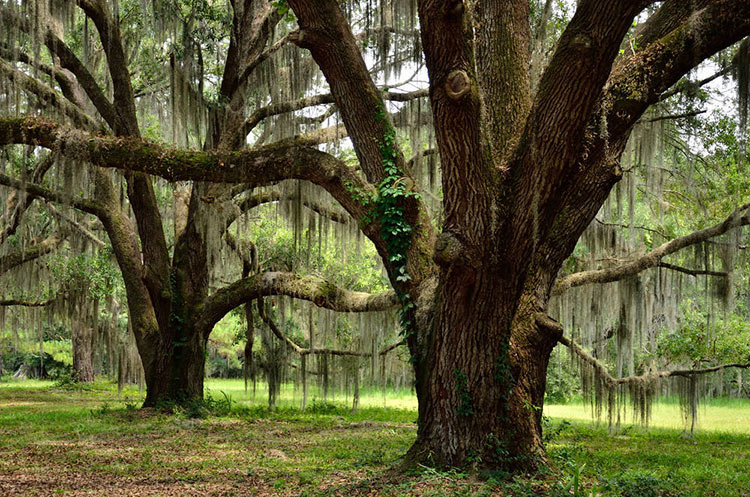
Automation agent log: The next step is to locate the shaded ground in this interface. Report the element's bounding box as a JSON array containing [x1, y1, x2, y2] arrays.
[[0, 381, 749, 496]]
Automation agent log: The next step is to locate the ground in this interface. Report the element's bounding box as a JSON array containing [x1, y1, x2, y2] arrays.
[[0, 379, 749, 496]]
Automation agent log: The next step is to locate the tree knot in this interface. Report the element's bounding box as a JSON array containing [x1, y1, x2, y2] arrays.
[[445, 70, 471, 100], [433, 231, 465, 266], [570, 33, 593, 52]]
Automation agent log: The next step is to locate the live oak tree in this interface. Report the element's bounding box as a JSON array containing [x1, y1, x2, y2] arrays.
[[2, 0, 750, 472]]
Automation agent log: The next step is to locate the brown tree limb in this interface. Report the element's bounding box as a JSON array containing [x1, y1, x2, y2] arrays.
[[0, 298, 55, 307], [46, 203, 106, 248], [0, 5, 120, 131], [533, 2, 750, 302], [239, 88, 428, 142], [657, 262, 726, 278], [75, 0, 139, 135], [256, 296, 404, 357], [558, 334, 750, 386], [0, 153, 54, 245], [0, 117, 379, 245], [0, 229, 67, 275], [506, 1, 649, 275], [552, 203, 750, 295], [0, 58, 100, 130], [196, 271, 398, 336], [645, 110, 706, 123], [0, 171, 103, 216]]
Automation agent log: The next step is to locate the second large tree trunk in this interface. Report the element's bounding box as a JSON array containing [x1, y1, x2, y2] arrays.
[[141, 326, 208, 407]]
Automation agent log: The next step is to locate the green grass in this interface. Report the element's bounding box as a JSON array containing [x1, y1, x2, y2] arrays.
[[545, 398, 750, 434], [0, 378, 748, 496]]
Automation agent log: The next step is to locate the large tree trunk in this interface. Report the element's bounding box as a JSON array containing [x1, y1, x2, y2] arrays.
[[142, 325, 208, 407], [140, 187, 212, 408], [408, 267, 559, 471]]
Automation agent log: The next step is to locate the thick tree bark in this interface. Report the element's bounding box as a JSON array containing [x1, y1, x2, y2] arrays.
[[408, 267, 560, 470], [142, 324, 209, 407]]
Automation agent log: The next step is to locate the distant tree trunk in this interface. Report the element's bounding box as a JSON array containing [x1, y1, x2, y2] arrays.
[[351, 363, 360, 413], [72, 323, 95, 382]]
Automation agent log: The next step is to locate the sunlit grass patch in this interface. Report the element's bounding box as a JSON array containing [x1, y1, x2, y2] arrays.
[[1, 378, 749, 496]]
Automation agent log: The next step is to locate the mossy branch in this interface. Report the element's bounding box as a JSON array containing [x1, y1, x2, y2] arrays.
[[552, 203, 750, 295], [196, 271, 398, 336]]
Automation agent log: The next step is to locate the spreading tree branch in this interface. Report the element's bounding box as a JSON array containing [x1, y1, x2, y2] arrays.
[[558, 334, 750, 386], [0, 117, 378, 243], [239, 88, 427, 142], [0, 58, 100, 129], [256, 296, 404, 357], [196, 271, 398, 336], [0, 229, 67, 275], [0, 153, 54, 245], [552, 203, 750, 295], [0, 171, 103, 216], [657, 262, 726, 278], [0, 298, 55, 307]]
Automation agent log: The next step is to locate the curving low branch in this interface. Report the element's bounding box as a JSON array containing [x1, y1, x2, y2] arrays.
[[256, 296, 405, 357], [0, 153, 54, 245], [0, 117, 375, 230], [196, 271, 398, 336], [552, 203, 750, 295], [0, 229, 67, 275]]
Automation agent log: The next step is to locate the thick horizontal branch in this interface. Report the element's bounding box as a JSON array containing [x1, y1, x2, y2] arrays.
[[658, 262, 726, 278], [196, 271, 398, 335], [0, 117, 376, 233], [0, 298, 54, 307], [552, 203, 750, 295], [558, 334, 750, 386]]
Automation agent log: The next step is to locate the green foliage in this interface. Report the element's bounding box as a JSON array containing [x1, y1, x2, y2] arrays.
[[602, 470, 671, 497], [49, 250, 118, 301], [657, 302, 750, 365], [1, 351, 71, 380], [371, 103, 419, 335], [271, 0, 296, 22]]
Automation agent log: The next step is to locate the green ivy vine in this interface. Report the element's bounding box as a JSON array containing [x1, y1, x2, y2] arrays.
[[348, 102, 420, 335], [454, 369, 475, 417]]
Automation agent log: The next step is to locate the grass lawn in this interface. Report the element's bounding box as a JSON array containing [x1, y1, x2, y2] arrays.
[[0, 378, 748, 496]]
